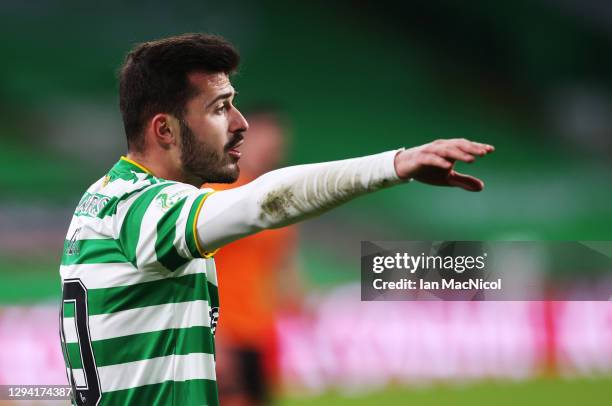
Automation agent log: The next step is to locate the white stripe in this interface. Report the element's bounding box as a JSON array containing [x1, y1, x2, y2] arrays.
[[72, 368, 86, 387], [99, 353, 216, 392], [87, 300, 211, 342], [174, 258, 206, 279], [60, 260, 208, 289], [100, 177, 151, 197], [65, 180, 165, 242], [63, 316, 78, 343], [66, 218, 113, 242], [205, 258, 218, 287], [61, 263, 167, 289]]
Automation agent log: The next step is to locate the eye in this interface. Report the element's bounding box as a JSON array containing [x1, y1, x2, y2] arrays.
[[215, 102, 230, 114]]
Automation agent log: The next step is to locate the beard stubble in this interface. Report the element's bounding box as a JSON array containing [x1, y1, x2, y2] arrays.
[[179, 119, 242, 184]]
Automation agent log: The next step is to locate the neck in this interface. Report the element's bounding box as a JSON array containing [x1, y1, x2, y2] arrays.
[[126, 151, 198, 186]]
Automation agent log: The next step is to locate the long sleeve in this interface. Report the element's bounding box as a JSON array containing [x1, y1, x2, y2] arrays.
[[196, 149, 405, 251]]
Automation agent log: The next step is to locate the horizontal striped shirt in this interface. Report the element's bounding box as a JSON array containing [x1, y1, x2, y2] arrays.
[[59, 157, 220, 406]]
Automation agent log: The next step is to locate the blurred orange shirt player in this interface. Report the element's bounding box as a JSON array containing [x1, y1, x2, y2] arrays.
[[205, 107, 300, 405], [212, 185, 297, 350]]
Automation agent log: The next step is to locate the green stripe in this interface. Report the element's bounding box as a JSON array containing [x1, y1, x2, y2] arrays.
[[66, 342, 83, 369], [107, 159, 157, 183], [185, 193, 208, 258], [100, 378, 218, 406], [61, 239, 127, 265], [97, 186, 149, 218], [119, 183, 174, 267], [100, 158, 164, 217], [87, 272, 210, 315], [68, 326, 215, 368], [63, 301, 75, 318], [155, 198, 189, 272], [207, 281, 219, 308], [62, 302, 83, 369]]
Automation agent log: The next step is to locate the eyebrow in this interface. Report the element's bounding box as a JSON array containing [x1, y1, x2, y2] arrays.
[[206, 91, 236, 108]]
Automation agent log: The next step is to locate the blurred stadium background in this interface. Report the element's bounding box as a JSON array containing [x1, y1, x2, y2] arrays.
[[1, 0, 611, 404]]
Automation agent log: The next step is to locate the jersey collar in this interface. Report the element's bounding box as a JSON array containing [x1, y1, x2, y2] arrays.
[[118, 156, 153, 175]]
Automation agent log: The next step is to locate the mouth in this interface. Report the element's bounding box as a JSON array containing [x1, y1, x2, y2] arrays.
[[227, 137, 244, 159]]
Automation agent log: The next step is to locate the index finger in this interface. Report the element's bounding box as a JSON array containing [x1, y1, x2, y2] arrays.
[[455, 139, 495, 155]]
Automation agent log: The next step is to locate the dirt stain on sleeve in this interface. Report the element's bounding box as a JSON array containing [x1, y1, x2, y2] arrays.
[[260, 188, 295, 221]]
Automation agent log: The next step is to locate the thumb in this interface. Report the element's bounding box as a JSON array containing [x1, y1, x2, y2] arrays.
[[447, 171, 485, 192]]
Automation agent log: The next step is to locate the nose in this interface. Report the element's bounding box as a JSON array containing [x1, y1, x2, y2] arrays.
[[230, 106, 249, 133]]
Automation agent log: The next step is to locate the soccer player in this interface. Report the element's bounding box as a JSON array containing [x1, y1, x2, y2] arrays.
[[59, 33, 494, 406]]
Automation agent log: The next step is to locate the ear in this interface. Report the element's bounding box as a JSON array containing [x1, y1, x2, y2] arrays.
[[151, 113, 179, 149]]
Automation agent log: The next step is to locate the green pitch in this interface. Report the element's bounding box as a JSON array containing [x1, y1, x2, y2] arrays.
[[280, 377, 612, 406]]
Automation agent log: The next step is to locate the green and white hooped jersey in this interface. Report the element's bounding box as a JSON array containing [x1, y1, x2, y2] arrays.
[[59, 157, 220, 406]]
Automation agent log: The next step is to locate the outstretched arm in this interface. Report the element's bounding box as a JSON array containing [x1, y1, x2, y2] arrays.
[[197, 139, 494, 252]]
